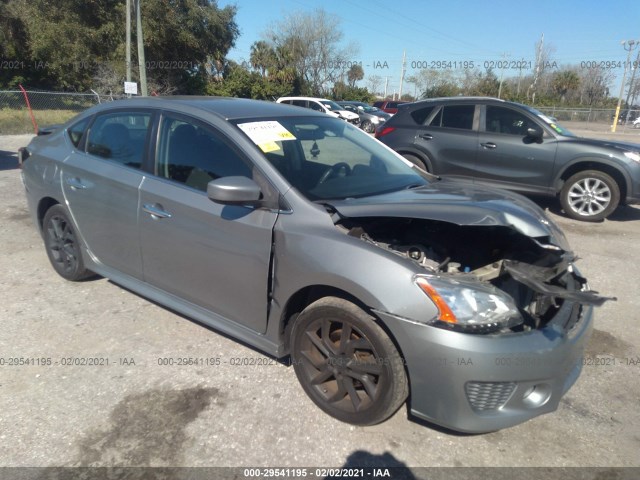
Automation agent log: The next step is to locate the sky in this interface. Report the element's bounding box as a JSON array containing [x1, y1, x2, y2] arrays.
[[219, 0, 640, 97]]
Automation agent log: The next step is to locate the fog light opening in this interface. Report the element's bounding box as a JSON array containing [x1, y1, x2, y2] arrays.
[[522, 384, 551, 408]]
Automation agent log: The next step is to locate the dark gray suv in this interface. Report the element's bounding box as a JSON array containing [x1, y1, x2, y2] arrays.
[[376, 97, 640, 221]]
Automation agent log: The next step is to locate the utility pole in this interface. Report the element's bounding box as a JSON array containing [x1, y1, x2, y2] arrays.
[[398, 50, 406, 100], [126, 0, 131, 83], [135, 0, 148, 96], [384, 76, 389, 99], [612, 39, 638, 132], [497, 52, 510, 99], [624, 48, 640, 119]]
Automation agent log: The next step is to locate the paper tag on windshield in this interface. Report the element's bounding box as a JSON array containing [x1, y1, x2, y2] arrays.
[[237, 121, 296, 145]]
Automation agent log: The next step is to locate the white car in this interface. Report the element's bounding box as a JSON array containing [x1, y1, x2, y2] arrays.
[[276, 96, 360, 126], [632, 116, 640, 128]]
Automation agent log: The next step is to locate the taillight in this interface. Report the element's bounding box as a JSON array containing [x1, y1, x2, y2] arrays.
[[375, 126, 396, 138]]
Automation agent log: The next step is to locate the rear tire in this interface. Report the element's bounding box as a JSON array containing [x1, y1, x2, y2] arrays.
[[560, 170, 620, 222], [290, 297, 408, 426], [401, 154, 428, 172], [43, 205, 92, 281]]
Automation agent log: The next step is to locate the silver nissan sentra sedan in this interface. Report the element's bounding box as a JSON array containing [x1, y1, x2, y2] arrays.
[[19, 97, 609, 433]]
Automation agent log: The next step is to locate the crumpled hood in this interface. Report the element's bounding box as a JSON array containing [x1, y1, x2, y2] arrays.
[[337, 110, 360, 120], [327, 178, 572, 252]]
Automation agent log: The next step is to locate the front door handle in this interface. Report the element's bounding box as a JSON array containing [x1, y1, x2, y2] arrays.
[[481, 142, 497, 149], [419, 133, 433, 140], [66, 177, 87, 190], [143, 204, 172, 219]]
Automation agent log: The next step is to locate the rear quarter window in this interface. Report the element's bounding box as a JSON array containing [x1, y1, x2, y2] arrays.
[[409, 106, 435, 125], [67, 118, 90, 148]]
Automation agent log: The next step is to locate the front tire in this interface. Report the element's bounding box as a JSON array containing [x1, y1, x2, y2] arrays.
[[560, 170, 620, 221], [361, 120, 374, 134], [43, 205, 91, 281], [290, 297, 408, 426]]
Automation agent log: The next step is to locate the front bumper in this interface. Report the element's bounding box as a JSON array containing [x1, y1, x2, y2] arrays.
[[376, 300, 594, 433]]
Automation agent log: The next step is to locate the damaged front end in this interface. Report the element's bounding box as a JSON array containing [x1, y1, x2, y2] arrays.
[[336, 216, 612, 334]]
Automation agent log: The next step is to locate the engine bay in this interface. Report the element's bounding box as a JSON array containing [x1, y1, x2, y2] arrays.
[[338, 216, 609, 332]]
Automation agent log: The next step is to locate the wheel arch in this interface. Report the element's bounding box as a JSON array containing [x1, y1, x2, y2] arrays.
[[556, 160, 630, 204], [37, 197, 61, 232], [395, 149, 433, 172], [278, 285, 406, 364]]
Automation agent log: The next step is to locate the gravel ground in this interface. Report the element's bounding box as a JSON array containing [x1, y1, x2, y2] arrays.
[[0, 132, 639, 471]]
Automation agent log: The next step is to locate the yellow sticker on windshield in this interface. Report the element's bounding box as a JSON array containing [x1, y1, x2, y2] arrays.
[[237, 121, 296, 145], [258, 142, 281, 153]]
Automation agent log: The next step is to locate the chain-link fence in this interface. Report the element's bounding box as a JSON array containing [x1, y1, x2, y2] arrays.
[[536, 107, 640, 133], [0, 90, 126, 135], [3, 90, 640, 135]]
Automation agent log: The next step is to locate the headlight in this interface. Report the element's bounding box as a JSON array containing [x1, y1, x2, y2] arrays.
[[415, 276, 523, 333], [624, 151, 640, 162]]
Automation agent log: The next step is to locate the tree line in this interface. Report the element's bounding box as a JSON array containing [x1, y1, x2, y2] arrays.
[[0, 2, 633, 109]]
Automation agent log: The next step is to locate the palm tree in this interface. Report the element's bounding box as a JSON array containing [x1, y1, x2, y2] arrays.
[[249, 41, 275, 77], [552, 70, 580, 103]]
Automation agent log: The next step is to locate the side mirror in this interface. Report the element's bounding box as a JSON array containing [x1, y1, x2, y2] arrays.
[[207, 176, 262, 206], [526, 126, 544, 141]]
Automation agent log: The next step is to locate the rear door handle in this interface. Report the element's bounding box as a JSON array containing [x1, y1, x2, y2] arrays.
[[143, 204, 172, 219], [66, 177, 87, 190], [481, 142, 497, 149], [419, 133, 433, 140]]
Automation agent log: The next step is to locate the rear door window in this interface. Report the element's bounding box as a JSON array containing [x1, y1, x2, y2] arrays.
[[87, 111, 151, 168], [429, 105, 475, 130]]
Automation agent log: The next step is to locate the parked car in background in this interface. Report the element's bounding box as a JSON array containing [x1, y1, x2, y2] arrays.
[[632, 116, 640, 128], [337, 101, 391, 133], [276, 96, 360, 126], [376, 97, 640, 221], [372, 100, 409, 115], [19, 96, 608, 433]]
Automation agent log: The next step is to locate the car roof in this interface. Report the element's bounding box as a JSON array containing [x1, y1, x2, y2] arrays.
[[408, 96, 508, 105], [82, 96, 328, 121], [277, 96, 335, 102]]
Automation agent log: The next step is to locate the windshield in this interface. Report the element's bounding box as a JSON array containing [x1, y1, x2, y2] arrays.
[[523, 105, 576, 137], [320, 100, 344, 111], [235, 116, 430, 201]]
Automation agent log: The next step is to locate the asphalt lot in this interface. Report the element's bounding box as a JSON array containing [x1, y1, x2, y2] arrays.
[[0, 132, 639, 470]]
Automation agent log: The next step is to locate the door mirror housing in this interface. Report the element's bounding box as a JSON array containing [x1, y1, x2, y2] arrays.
[[207, 176, 262, 206], [526, 126, 544, 142]]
